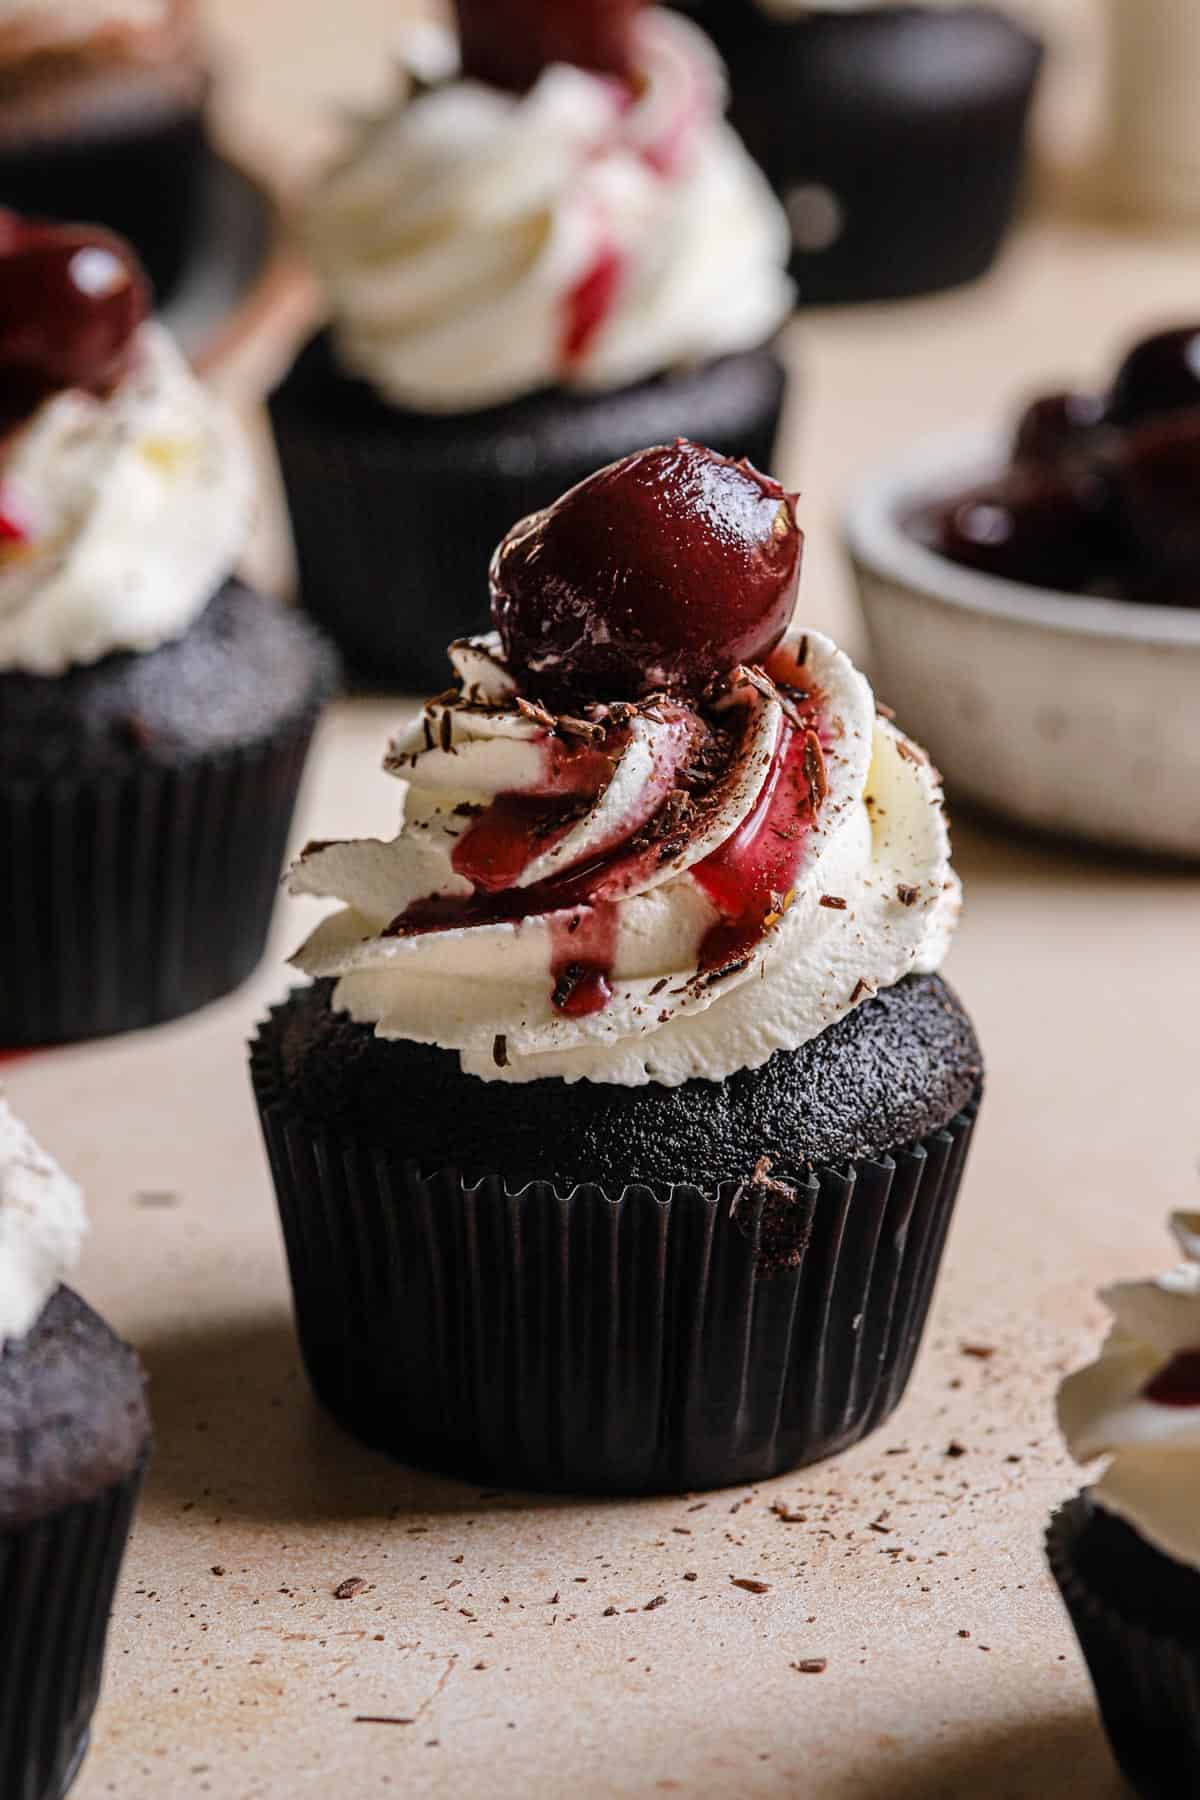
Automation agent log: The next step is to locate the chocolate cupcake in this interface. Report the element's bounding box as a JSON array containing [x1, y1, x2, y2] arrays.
[[0, 1098, 150, 1800], [252, 442, 982, 1494], [0, 2, 209, 301], [1049, 1214, 1200, 1800], [674, 0, 1043, 304], [269, 0, 794, 689], [0, 216, 338, 1047]]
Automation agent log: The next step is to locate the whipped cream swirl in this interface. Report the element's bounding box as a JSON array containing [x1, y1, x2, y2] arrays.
[[1059, 1214, 1200, 1572], [290, 629, 959, 1086], [0, 1097, 86, 1350], [303, 9, 793, 414], [0, 321, 254, 676]]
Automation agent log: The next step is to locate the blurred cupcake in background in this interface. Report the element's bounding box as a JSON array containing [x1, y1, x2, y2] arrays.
[[674, 0, 1042, 304], [0, 1, 209, 299], [269, 0, 795, 690], [1049, 1214, 1200, 1799], [0, 212, 338, 1047], [0, 1097, 150, 1800]]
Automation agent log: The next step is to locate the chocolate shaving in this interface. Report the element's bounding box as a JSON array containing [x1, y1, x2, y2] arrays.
[[896, 884, 921, 907], [300, 838, 338, 859], [793, 1658, 827, 1675], [644, 1595, 668, 1612], [517, 696, 556, 730], [649, 977, 668, 996], [557, 714, 604, 742], [425, 686, 460, 712], [730, 1578, 771, 1595], [334, 1577, 368, 1600], [802, 731, 828, 807], [423, 715, 435, 752], [819, 895, 847, 910], [895, 736, 928, 766], [439, 708, 454, 754], [795, 634, 809, 666], [849, 978, 876, 1005], [492, 1035, 508, 1069]]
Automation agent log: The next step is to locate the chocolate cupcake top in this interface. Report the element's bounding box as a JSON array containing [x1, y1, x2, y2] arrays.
[[289, 442, 959, 1086], [303, 2, 792, 414], [1058, 1214, 1200, 1573], [0, 1096, 86, 1349], [0, 211, 253, 676]]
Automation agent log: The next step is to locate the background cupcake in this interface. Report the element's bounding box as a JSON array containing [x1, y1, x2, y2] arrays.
[[269, 0, 795, 689], [0, 213, 338, 1047], [0, 1, 209, 300], [675, 0, 1043, 304], [252, 443, 982, 1494], [1049, 1213, 1200, 1800], [0, 1097, 150, 1800]]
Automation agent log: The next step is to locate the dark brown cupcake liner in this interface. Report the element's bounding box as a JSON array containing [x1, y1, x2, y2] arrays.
[[0, 1456, 146, 1800], [250, 1007, 979, 1494], [269, 333, 787, 691], [1048, 1499, 1200, 1800], [0, 704, 324, 1048]]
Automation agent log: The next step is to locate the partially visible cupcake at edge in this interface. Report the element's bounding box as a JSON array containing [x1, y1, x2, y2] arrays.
[[0, 1096, 150, 1800], [0, 211, 338, 1047], [269, 0, 795, 688], [251, 440, 982, 1495], [0, 1, 209, 298], [674, 0, 1042, 304], [1049, 1215, 1200, 1800]]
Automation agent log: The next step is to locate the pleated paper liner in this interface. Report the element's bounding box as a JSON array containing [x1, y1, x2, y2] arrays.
[[1048, 1498, 1200, 1800], [251, 1007, 980, 1494], [0, 699, 325, 1048], [0, 1456, 146, 1800], [269, 331, 786, 691]]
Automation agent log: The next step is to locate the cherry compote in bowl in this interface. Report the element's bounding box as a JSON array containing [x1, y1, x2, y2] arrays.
[[845, 331, 1200, 860]]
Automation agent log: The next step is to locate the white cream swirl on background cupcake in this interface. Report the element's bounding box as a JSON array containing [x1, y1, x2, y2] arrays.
[[0, 321, 253, 676], [1059, 1215, 1200, 1571], [0, 1, 176, 60], [0, 1096, 86, 1348], [303, 8, 793, 414], [290, 628, 958, 1086]]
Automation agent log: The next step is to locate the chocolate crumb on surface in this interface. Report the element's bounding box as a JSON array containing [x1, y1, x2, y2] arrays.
[[819, 895, 847, 910], [793, 1658, 827, 1675], [896, 884, 921, 907], [731, 1577, 771, 1594], [492, 1035, 508, 1069], [946, 1442, 967, 1459], [334, 1577, 368, 1600], [644, 1595, 668, 1611], [961, 1343, 996, 1360]]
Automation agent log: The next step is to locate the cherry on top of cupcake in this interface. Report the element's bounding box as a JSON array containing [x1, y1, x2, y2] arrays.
[[0, 209, 149, 433], [490, 440, 803, 704], [454, 0, 642, 93]]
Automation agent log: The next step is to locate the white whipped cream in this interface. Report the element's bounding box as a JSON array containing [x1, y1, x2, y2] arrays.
[[303, 9, 793, 414], [1059, 1215, 1200, 1572], [290, 629, 959, 1087], [0, 321, 254, 676], [0, 1098, 86, 1351]]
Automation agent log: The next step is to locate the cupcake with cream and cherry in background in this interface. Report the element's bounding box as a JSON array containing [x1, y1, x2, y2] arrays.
[[268, 0, 795, 691], [1049, 1215, 1200, 1799], [0, 1096, 150, 1800], [251, 440, 982, 1496], [0, 210, 338, 1048], [0, 2, 209, 300]]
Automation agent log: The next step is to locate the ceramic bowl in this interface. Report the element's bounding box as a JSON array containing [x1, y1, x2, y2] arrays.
[[845, 429, 1200, 860]]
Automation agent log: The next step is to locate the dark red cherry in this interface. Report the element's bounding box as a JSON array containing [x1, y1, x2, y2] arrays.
[[1110, 411, 1200, 587], [0, 220, 148, 425], [930, 467, 1110, 593], [1108, 326, 1200, 428], [455, 0, 641, 92], [1013, 390, 1106, 465], [1144, 1350, 1200, 1407], [491, 442, 803, 702]]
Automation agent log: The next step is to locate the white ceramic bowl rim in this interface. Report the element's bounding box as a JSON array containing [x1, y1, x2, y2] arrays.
[[844, 425, 1200, 649]]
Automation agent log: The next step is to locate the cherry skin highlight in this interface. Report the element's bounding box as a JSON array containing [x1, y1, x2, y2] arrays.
[[491, 441, 803, 703], [0, 216, 149, 427], [454, 0, 641, 93]]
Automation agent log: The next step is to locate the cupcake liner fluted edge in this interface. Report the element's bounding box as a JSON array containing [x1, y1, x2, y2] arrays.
[[250, 1004, 980, 1496], [1047, 1499, 1200, 1800], [0, 1455, 146, 1800], [0, 687, 330, 1049]]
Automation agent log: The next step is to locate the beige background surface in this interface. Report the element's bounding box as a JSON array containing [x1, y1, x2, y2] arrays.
[[8, 2, 1200, 1796]]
